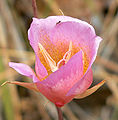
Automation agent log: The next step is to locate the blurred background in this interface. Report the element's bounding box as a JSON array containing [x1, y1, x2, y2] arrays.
[[0, 0, 118, 120]]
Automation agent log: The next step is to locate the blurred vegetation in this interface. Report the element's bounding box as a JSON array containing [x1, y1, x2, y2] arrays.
[[0, 0, 118, 120]]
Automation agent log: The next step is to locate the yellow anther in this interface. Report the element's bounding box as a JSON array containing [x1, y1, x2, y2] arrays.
[[38, 43, 58, 72], [64, 41, 72, 63]]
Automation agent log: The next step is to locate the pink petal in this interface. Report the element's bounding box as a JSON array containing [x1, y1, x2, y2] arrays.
[[35, 50, 83, 106], [28, 16, 94, 53], [9, 62, 40, 83], [49, 21, 102, 70], [35, 55, 48, 79], [89, 36, 102, 67], [66, 68, 93, 96], [9, 62, 35, 79], [28, 16, 97, 63]]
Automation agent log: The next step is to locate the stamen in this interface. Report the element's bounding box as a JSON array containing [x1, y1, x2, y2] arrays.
[[63, 50, 71, 59], [38, 42, 72, 72], [38, 43, 58, 72], [57, 59, 66, 68], [63, 41, 72, 63], [57, 41, 72, 68]]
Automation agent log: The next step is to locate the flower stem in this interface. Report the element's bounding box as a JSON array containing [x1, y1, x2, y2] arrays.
[[31, 0, 38, 18], [56, 106, 63, 120]]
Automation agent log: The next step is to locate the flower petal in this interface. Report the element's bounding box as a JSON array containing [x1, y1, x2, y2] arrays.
[[35, 50, 83, 106], [74, 80, 106, 99], [28, 16, 97, 68], [1, 81, 39, 92], [87, 36, 102, 71], [9, 62, 35, 79], [66, 68, 93, 96], [35, 55, 48, 79], [28, 16, 94, 54], [49, 21, 102, 73]]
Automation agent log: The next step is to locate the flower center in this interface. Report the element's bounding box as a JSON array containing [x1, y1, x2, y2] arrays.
[[38, 41, 72, 73]]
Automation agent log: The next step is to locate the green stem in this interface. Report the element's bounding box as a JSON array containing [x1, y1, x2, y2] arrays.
[[56, 105, 63, 120]]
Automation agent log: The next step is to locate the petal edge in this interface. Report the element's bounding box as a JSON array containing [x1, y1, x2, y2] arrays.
[[9, 62, 35, 79]]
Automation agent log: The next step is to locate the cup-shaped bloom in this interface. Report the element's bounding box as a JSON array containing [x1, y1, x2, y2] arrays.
[[7, 16, 105, 107]]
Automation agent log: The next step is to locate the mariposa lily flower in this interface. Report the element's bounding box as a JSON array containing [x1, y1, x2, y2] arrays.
[[4, 16, 105, 107]]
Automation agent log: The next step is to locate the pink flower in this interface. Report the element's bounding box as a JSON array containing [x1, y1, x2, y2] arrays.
[[7, 16, 105, 107]]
